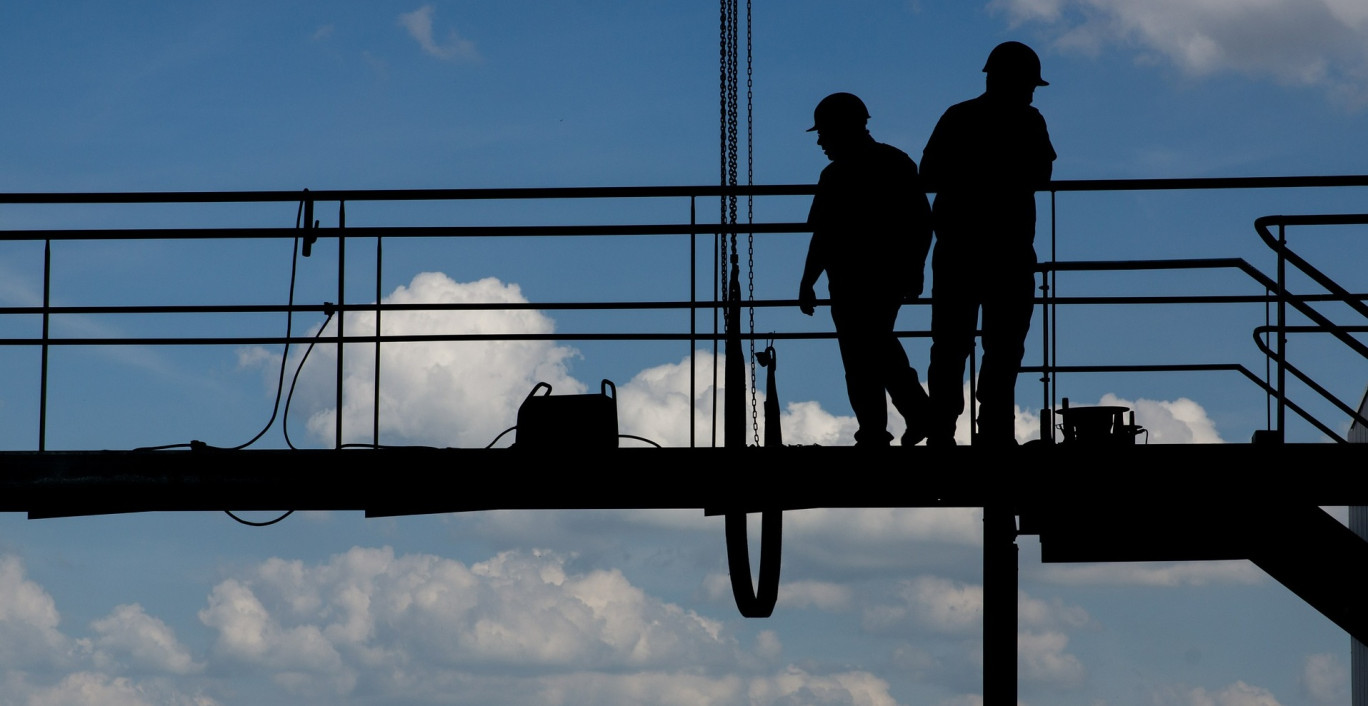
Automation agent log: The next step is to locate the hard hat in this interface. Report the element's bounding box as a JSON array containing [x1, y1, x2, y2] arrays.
[[806, 92, 870, 132], [983, 41, 1049, 86]]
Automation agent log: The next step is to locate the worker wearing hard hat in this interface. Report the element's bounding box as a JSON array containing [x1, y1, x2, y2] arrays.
[[798, 92, 932, 447], [920, 41, 1057, 447]]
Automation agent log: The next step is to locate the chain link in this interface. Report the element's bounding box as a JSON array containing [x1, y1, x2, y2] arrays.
[[745, 0, 759, 445]]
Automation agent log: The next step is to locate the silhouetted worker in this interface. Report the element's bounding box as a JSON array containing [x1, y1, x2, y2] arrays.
[[798, 92, 932, 447], [921, 41, 1056, 446]]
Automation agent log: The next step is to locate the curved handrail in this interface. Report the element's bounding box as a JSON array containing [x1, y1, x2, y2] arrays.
[[1251, 325, 1368, 436]]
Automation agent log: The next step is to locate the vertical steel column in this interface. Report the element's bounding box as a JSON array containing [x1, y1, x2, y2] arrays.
[[982, 504, 1018, 706], [1353, 506, 1368, 706]]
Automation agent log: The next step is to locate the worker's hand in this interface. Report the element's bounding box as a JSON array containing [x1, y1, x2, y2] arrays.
[[798, 283, 817, 316]]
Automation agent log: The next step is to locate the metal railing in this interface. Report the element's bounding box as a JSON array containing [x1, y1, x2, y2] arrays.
[[2, 176, 1366, 450]]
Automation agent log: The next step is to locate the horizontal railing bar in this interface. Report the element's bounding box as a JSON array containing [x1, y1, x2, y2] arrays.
[[0, 331, 885, 346], [0, 223, 811, 242], [0, 185, 821, 205], [1050, 175, 1368, 192], [3, 174, 1367, 206], [6, 293, 1367, 317]]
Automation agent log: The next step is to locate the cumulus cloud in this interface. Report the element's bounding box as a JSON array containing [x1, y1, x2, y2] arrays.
[[0, 556, 215, 706], [399, 5, 480, 62], [16, 671, 218, 706], [190, 546, 905, 704], [1033, 559, 1264, 586], [863, 576, 983, 635], [530, 666, 897, 706], [198, 547, 737, 695], [991, 0, 1368, 105], [1018, 630, 1086, 689], [0, 555, 76, 670], [1095, 392, 1223, 443], [781, 508, 985, 574], [90, 604, 202, 675], [246, 271, 868, 449], [1017, 590, 1093, 630], [250, 271, 1222, 450], [257, 272, 583, 448], [1300, 652, 1348, 704], [1149, 680, 1284, 706], [775, 580, 855, 611]]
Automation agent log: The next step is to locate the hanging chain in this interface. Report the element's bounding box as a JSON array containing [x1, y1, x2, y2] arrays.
[[722, 0, 733, 310], [746, 0, 759, 446]]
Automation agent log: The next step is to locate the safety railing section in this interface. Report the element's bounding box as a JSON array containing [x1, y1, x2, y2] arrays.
[[1040, 176, 1368, 444], [0, 186, 822, 452], [1, 176, 1367, 451], [1253, 214, 1368, 442]]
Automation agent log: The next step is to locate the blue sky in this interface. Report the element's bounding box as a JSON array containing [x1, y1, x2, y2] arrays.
[[1, 1, 1366, 705]]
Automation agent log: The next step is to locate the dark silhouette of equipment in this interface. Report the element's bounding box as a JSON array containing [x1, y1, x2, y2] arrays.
[[513, 379, 619, 449], [301, 190, 319, 257], [1055, 398, 1145, 445], [757, 344, 781, 446]]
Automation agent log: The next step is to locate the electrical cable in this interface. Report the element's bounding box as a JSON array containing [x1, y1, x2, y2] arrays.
[[221, 195, 316, 527], [618, 434, 663, 448], [282, 308, 335, 450], [225, 509, 294, 527], [486, 426, 518, 448], [228, 198, 308, 450]]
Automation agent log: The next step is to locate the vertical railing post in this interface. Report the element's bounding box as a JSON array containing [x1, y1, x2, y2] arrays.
[[724, 242, 745, 448], [371, 206, 383, 450], [336, 207, 346, 449], [39, 239, 51, 451], [1043, 189, 1057, 442], [690, 195, 697, 448], [1276, 222, 1287, 443]]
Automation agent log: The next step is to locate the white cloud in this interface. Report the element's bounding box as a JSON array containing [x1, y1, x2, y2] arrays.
[[792, 508, 984, 548], [17, 671, 218, 706], [90, 604, 202, 675], [746, 666, 899, 706], [776, 580, 854, 611], [0, 555, 76, 670], [1300, 652, 1348, 704], [267, 272, 583, 448], [249, 271, 867, 449], [1033, 559, 1264, 586], [399, 5, 480, 62], [262, 271, 1226, 450], [1017, 590, 1093, 630], [1018, 629, 1086, 689], [1162, 680, 1284, 706], [198, 546, 751, 699], [863, 576, 983, 635], [992, 0, 1368, 105], [1099, 392, 1223, 443], [0, 556, 217, 706], [525, 666, 896, 706], [777, 399, 860, 446]]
